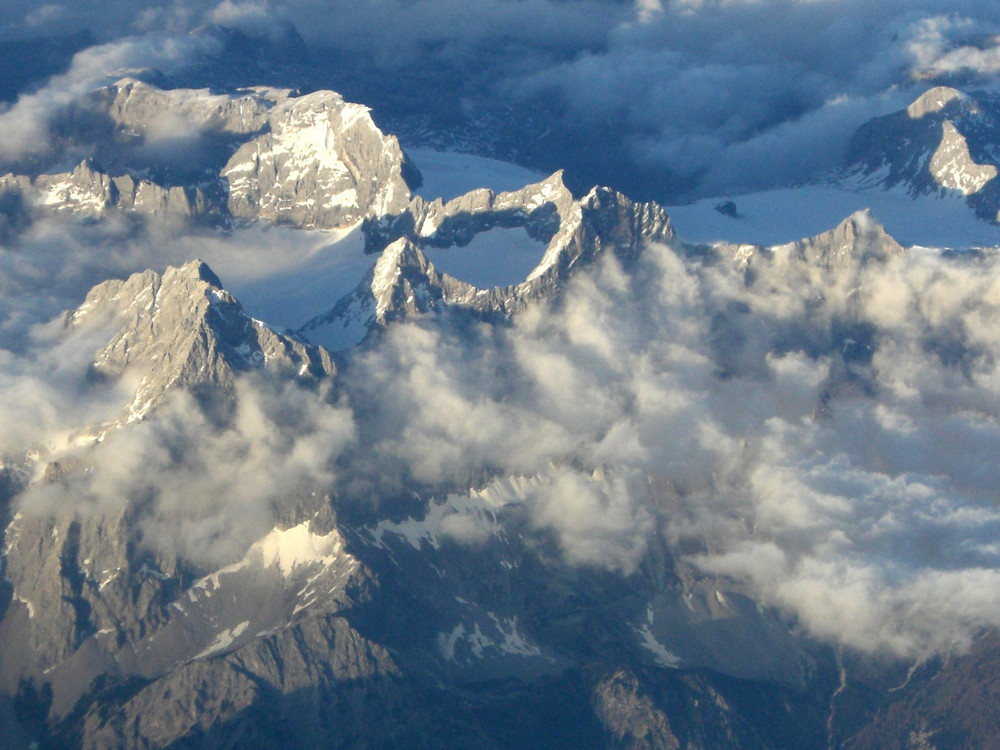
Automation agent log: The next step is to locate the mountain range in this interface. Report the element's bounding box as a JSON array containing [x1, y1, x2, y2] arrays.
[[1, 20, 1000, 750]]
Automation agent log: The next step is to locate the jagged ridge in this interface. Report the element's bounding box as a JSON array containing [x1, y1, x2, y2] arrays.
[[302, 172, 673, 349]]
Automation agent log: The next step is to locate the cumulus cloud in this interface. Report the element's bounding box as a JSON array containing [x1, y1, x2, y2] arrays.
[[23, 4, 68, 29], [664, 243, 1000, 658], [3, 193, 1000, 657], [328, 228, 1000, 658], [3, 0, 1000, 660], [15, 377, 354, 567], [0, 313, 130, 455], [513, 1, 1000, 195], [905, 13, 1000, 79], [526, 466, 655, 572], [0, 219, 357, 573]]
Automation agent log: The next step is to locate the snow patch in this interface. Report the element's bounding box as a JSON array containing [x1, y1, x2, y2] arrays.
[[371, 240, 407, 316], [39, 178, 109, 213], [437, 615, 541, 661], [194, 620, 249, 660], [489, 614, 542, 657], [13, 592, 35, 619], [203, 223, 371, 333], [929, 121, 997, 196], [188, 522, 354, 599], [423, 226, 546, 289], [436, 622, 494, 661], [254, 523, 347, 578], [302, 294, 374, 352], [667, 181, 1000, 249], [636, 606, 681, 668], [409, 148, 546, 202], [369, 475, 540, 551], [438, 624, 467, 661]]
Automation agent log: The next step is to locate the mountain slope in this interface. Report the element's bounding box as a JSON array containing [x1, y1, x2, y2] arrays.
[[845, 86, 1000, 223], [2, 66, 1000, 749], [0, 79, 416, 230], [69, 259, 334, 428]]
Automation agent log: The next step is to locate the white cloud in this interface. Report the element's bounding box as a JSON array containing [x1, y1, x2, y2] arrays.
[[0, 32, 222, 164], [334, 227, 1000, 658], [16, 377, 354, 567], [4, 1, 1000, 197]]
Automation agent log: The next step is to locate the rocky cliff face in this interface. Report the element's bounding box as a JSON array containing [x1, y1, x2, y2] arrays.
[[1, 159, 216, 222], [69, 259, 334, 428], [0, 260, 363, 748], [0, 79, 415, 230], [223, 89, 413, 229], [3, 203, 999, 747], [0, 234, 837, 749], [835, 630, 1000, 750], [845, 86, 1000, 222], [3, 68, 999, 748], [721, 209, 904, 272], [303, 172, 673, 349]]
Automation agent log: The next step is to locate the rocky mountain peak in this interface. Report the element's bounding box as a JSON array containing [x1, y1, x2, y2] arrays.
[[71, 260, 334, 428], [222, 88, 414, 229], [906, 85, 968, 119], [188, 20, 312, 67], [302, 175, 673, 351], [0, 80, 415, 232], [173, 258, 224, 287], [929, 119, 998, 196], [845, 86, 1000, 222], [365, 169, 574, 254], [720, 208, 904, 272], [790, 208, 904, 268]]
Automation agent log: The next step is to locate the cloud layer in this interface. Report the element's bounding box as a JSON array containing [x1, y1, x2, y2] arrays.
[[335, 232, 1000, 659], [4, 203, 1000, 659], [14, 377, 354, 567]]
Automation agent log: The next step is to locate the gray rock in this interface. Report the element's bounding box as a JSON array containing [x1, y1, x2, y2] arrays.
[[0, 79, 414, 230], [22, 159, 211, 221], [222, 88, 413, 229], [592, 670, 681, 750], [79, 615, 399, 750], [69, 259, 334, 428], [103, 78, 272, 138], [304, 172, 673, 348], [845, 86, 1000, 222], [723, 209, 904, 272]]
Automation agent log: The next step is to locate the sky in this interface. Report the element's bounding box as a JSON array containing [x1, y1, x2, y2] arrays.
[[2, 0, 1000, 664]]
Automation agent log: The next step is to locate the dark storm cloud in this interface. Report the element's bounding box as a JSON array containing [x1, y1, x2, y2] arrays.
[[515, 0, 1000, 194], [0, 31, 223, 163]]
